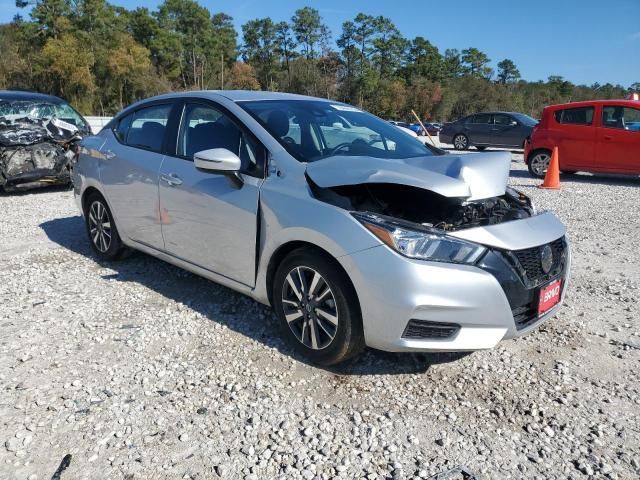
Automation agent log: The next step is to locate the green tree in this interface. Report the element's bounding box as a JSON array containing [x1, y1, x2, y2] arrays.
[[461, 47, 492, 78], [106, 32, 153, 110], [291, 7, 327, 60], [497, 58, 520, 84], [241, 17, 277, 89], [37, 32, 95, 111], [370, 16, 406, 78], [405, 36, 443, 81], [275, 21, 297, 88]]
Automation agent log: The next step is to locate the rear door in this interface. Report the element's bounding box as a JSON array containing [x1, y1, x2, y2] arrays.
[[551, 106, 596, 169], [466, 113, 493, 145], [157, 100, 266, 287], [596, 104, 640, 173], [100, 102, 174, 249]]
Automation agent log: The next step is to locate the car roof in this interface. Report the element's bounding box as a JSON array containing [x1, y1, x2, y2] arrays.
[[468, 111, 524, 116], [117, 90, 341, 118], [545, 99, 640, 110], [0, 90, 66, 104], [132, 90, 333, 106]]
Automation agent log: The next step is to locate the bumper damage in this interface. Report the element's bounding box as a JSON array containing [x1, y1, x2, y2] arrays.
[[0, 116, 81, 192]]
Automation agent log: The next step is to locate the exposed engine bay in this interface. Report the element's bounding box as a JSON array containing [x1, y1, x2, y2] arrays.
[[0, 103, 85, 192], [309, 180, 535, 232]]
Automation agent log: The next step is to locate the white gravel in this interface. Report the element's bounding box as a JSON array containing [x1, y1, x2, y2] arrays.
[[1, 155, 639, 479]]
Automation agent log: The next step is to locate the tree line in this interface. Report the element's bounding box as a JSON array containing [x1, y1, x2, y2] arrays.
[[1, 0, 637, 119]]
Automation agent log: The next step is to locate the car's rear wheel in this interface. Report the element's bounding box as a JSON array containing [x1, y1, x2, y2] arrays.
[[528, 150, 551, 178], [453, 134, 469, 150], [273, 248, 364, 365], [85, 192, 127, 260]]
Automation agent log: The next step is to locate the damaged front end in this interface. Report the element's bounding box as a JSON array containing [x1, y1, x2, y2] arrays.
[[0, 106, 84, 192], [306, 151, 535, 235]]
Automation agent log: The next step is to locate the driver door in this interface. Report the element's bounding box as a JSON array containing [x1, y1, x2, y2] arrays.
[[158, 101, 266, 287]]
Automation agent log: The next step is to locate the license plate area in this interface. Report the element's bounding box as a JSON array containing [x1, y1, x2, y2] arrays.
[[538, 279, 562, 316]]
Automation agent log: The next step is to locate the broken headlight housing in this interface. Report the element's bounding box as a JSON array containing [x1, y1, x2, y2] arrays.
[[352, 212, 487, 264]]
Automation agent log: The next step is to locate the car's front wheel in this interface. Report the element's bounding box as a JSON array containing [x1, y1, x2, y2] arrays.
[[273, 248, 364, 365], [453, 134, 469, 150], [84, 192, 127, 260], [527, 150, 551, 178]]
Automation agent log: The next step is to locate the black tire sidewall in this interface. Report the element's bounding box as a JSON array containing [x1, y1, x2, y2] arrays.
[[272, 249, 364, 366], [85, 193, 124, 261]]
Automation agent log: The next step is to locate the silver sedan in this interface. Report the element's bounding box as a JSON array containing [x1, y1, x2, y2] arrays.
[[73, 91, 570, 365]]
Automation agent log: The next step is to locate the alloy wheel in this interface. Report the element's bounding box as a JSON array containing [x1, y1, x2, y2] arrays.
[[453, 134, 468, 150], [88, 200, 112, 253], [281, 266, 338, 350], [530, 152, 550, 177]]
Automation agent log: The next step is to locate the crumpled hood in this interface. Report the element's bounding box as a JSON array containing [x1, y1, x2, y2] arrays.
[[306, 151, 511, 201]]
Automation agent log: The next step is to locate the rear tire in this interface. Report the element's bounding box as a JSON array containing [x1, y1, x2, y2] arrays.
[[452, 134, 469, 150], [84, 192, 127, 261], [272, 248, 364, 366]]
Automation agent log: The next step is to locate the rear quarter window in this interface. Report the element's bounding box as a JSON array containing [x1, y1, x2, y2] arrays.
[[554, 107, 594, 125]]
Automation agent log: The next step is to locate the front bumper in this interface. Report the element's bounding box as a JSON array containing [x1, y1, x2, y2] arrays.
[[340, 214, 570, 352]]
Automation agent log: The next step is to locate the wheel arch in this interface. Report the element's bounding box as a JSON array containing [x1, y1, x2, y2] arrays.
[[81, 186, 103, 215], [264, 240, 361, 319]]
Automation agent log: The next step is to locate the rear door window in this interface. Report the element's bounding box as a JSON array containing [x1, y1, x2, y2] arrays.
[[602, 106, 640, 132], [470, 113, 492, 124], [123, 104, 172, 152], [554, 107, 594, 125]]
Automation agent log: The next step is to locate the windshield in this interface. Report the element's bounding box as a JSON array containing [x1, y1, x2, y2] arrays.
[[0, 99, 89, 131], [513, 113, 538, 126], [239, 100, 438, 162]]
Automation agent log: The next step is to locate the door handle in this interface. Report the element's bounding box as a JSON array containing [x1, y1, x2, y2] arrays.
[[160, 173, 183, 186], [603, 135, 613, 141]]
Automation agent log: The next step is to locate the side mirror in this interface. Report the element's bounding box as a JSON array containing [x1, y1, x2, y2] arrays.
[[194, 148, 241, 172], [510, 120, 518, 126]]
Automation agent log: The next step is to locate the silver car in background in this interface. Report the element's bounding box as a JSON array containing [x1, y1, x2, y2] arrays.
[[74, 91, 570, 365]]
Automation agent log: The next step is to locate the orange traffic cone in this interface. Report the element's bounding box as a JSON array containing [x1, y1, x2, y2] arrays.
[[539, 146, 560, 189]]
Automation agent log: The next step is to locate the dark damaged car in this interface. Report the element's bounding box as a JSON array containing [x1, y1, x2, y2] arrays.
[[73, 91, 571, 365], [0, 91, 90, 192]]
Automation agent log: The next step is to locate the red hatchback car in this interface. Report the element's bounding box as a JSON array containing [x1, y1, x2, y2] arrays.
[[524, 99, 640, 178]]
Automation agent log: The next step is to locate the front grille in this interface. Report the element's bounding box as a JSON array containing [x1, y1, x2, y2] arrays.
[[508, 237, 566, 288], [402, 320, 460, 340]]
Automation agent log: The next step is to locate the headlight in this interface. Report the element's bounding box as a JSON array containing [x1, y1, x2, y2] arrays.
[[352, 212, 486, 264]]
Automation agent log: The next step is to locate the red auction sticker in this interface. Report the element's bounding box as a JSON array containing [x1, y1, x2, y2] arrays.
[[538, 279, 562, 316]]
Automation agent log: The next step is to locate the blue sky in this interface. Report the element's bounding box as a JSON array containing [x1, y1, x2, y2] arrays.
[[4, 0, 639, 87]]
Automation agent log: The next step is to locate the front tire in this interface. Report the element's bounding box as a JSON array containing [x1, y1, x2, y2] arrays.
[[273, 248, 364, 366], [84, 192, 127, 260], [453, 134, 469, 150], [527, 150, 551, 179]]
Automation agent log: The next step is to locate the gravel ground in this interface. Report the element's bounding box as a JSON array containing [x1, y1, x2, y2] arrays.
[[1, 154, 639, 480]]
